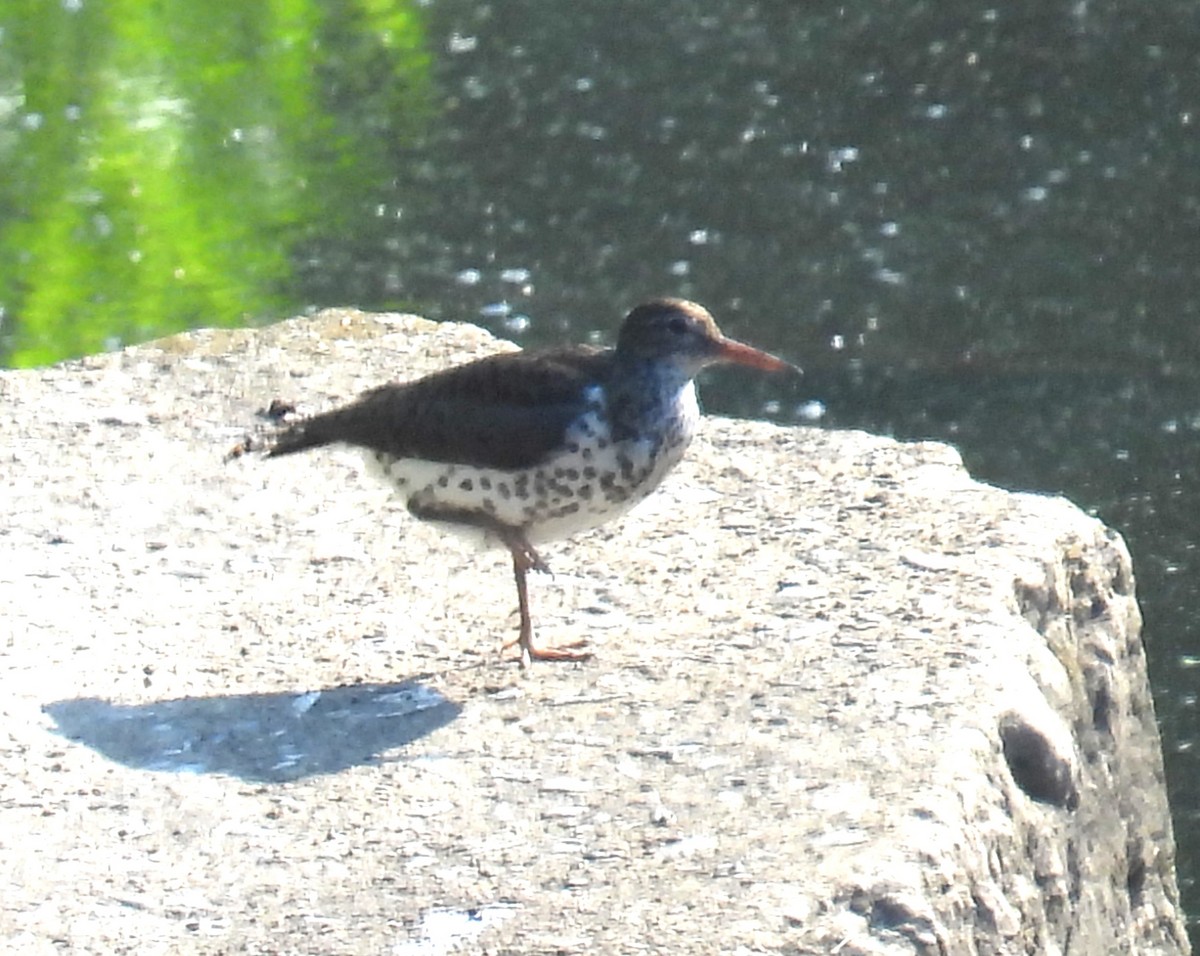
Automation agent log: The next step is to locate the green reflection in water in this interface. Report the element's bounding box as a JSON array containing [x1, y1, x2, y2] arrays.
[[0, 0, 431, 368]]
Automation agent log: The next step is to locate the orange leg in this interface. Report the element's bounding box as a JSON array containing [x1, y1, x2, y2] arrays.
[[497, 532, 590, 668], [407, 502, 590, 668]]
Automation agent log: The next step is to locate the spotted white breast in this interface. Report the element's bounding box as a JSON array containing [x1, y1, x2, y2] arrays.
[[362, 381, 701, 549]]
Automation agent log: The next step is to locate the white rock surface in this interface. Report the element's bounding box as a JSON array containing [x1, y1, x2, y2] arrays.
[[0, 310, 1188, 954]]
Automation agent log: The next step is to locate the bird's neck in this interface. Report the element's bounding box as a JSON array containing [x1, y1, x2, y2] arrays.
[[604, 361, 700, 443]]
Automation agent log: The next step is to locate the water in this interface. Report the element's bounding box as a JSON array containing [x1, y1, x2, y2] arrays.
[[2, 0, 1198, 938]]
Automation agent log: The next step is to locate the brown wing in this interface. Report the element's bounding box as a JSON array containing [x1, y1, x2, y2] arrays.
[[267, 346, 613, 471]]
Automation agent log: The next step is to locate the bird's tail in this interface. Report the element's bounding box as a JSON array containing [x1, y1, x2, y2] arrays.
[[266, 414, 338, 457], [265, 395, 392, 457]]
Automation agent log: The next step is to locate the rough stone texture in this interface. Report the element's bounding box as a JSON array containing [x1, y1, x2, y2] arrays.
[[0, 309, 1189, 955]]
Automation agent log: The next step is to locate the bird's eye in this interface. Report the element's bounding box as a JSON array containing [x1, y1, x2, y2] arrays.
[[667, 315, 689, 334]]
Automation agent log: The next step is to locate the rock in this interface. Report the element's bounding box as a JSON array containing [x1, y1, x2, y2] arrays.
[[0, 309, 1188, 954]]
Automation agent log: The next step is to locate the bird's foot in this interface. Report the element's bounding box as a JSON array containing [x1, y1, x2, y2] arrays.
[[503, 634, 591, 669]]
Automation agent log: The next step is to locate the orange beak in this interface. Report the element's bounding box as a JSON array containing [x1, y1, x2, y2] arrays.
[[713, 337, 799, 375]]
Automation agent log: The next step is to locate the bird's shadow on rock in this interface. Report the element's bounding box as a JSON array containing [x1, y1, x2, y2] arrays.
[[43, 680, 460, 783]]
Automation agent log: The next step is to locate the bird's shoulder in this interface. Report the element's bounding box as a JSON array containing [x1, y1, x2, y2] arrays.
[[342, 344, 615, 469], [422, 344, 613, 406]]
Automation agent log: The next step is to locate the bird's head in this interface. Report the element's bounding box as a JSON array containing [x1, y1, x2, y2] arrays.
[[615, 298, 796, 379]]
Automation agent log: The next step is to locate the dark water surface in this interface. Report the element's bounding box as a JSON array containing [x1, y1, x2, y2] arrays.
[[3, 0, 1198, 936]]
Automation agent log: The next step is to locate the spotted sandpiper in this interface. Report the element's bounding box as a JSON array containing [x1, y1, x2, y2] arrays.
[[267, 298, 794, 667]]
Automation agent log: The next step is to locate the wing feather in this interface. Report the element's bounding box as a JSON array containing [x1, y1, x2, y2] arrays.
[[268, 346, 612, 470]]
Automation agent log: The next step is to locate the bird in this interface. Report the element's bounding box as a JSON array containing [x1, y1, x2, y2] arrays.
[[266, 297, 795, 667]]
